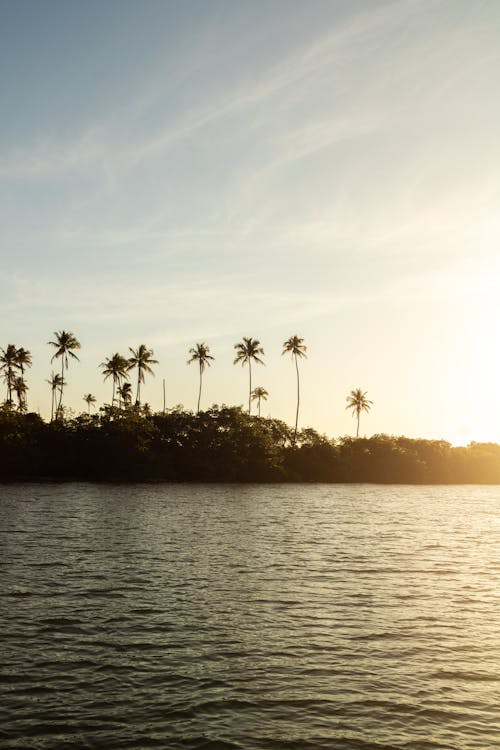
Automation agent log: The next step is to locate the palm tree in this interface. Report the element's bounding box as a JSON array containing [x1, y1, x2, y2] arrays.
[[83, 393, 96, 414], [234, 337, 265, 414], [15, 347, 32, 410], [128, 345, 158, 405], [346, 388, 373, 438], [251, 386, 268, 417], [282, 335, 307, 443], [187, 342, 214, 413], [12, 376, 28, 413], [46, 372, 65, 422], [100, 353, 129, 406], [48, 331, 81, 415], [118, 382, 132, 408], [0, 344, 19, 406]]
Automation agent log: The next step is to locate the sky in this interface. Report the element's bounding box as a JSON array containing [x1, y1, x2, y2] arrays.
[[1, 0, 499, 444]]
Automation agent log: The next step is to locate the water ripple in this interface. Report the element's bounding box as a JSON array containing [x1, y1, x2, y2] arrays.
[[1, 482, 499, 749]]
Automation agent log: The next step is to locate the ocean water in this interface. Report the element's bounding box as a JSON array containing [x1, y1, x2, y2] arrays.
[[1, 483, 499, 749]]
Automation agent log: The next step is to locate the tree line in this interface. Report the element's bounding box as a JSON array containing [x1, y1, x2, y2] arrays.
[[0, 404, 499, 483], [0, 331, 373, 438]]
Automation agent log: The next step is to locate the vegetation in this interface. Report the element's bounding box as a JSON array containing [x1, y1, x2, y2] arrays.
[[48, 331, 81, 416], [233, 337, 265, 414], [5, 329, 496, 485], [0, 405, 499, 483], [187, 342, 214, 413], [128, 344, 158, 405], [282, 335, 307, 442], [346, 388, 373, 437], [251, 386, 268, 417]]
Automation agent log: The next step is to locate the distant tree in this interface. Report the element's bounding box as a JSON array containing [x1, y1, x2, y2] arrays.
[[234, 337, 265, 414], [15, 347, 32, 410], [83, 393, 97, 414], [118, 381, 132, 408], [187, 342, 214, 413], [346, 388, 373, 438], [282, 335, 307, 443], [251, 386, 268, 417], [128, 345, 158, 405], [100, 353, 129, 406], [48, 331, 81, 416], [0, 344, 19, 407], [46, 372, 65, 422], [12, 376, 28, 413]]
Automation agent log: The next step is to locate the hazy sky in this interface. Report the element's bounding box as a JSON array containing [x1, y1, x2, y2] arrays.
[[1, 0, 499, 443]]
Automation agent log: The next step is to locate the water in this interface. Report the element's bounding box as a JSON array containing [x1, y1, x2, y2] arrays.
[[1, 483, 499, 750]]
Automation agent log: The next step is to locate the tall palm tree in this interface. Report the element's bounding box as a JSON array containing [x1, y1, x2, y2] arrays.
[[12, 376, 28, 413], [0, 344, 19, 406], [128, 345, 158, 405], [83, 393, 96, 414], [46, 372, 65, 422], [282, 335, 307, 443], [118, 382, 132, 408], [233, 337, 265, 414], [48, 331, 81, 415], [15, 347, 32, 410], [100, 353, 129, 406], [187, 342, 214, 413], [251, 386, 268, 417], [346, 388, 373, 438]]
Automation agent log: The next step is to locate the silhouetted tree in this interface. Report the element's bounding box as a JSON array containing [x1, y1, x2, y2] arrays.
[[46, 372, 65, 422], [83, 393, 96, 414], [12, 376, 28, 413], [128, 345, 158, 405], [48, 331, 81, 416], [187, 342, 214, 413], [15, 347, 32, 410], [100, 353, 129, 406], [251, 386, 268, 417], [118, 382, 132, 408], [346, 388, 373, 438], [282, 335, 307, 443], [0, 344, 19, 407], [234, 337, 265, 413]]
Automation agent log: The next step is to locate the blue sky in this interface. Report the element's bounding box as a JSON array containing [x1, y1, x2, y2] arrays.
[[1, 0, 499, 443]]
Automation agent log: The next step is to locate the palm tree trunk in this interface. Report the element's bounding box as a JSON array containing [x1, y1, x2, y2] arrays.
[[50, 388, 54, 422], [136, 367, 141, 405], [57, 359, 64, 416], [197, 362, 202, 413], [294, 354, 300, 443], [7, 366, 12, 404], [356, 410, 360, 438], [258, 396, 261, 417], [248, 361, 252, 414], [20, 364, 27, 411], [112, 378, 116, 406]]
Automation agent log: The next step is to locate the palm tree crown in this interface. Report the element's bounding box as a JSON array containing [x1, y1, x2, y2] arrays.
[[187, 342, 214, 413], [346, 388, 373, 438], [15, 347, 32, 411], [118, 382, 133, 407], [251, 386, 268, 417], [128, 344, 158, 405], [83, 393, 97, 414], [282, 335, 307, 442], [46, 372, 65, 421], [12, 376, 28, 413], [233, 337, 265, 414], [0, 344, 19, 406], [100, 353, 129, 405], [47, 330, 81, 416]]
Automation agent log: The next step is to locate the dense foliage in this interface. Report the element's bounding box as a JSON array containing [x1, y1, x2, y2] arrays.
[[1, 406, 499, 483]]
